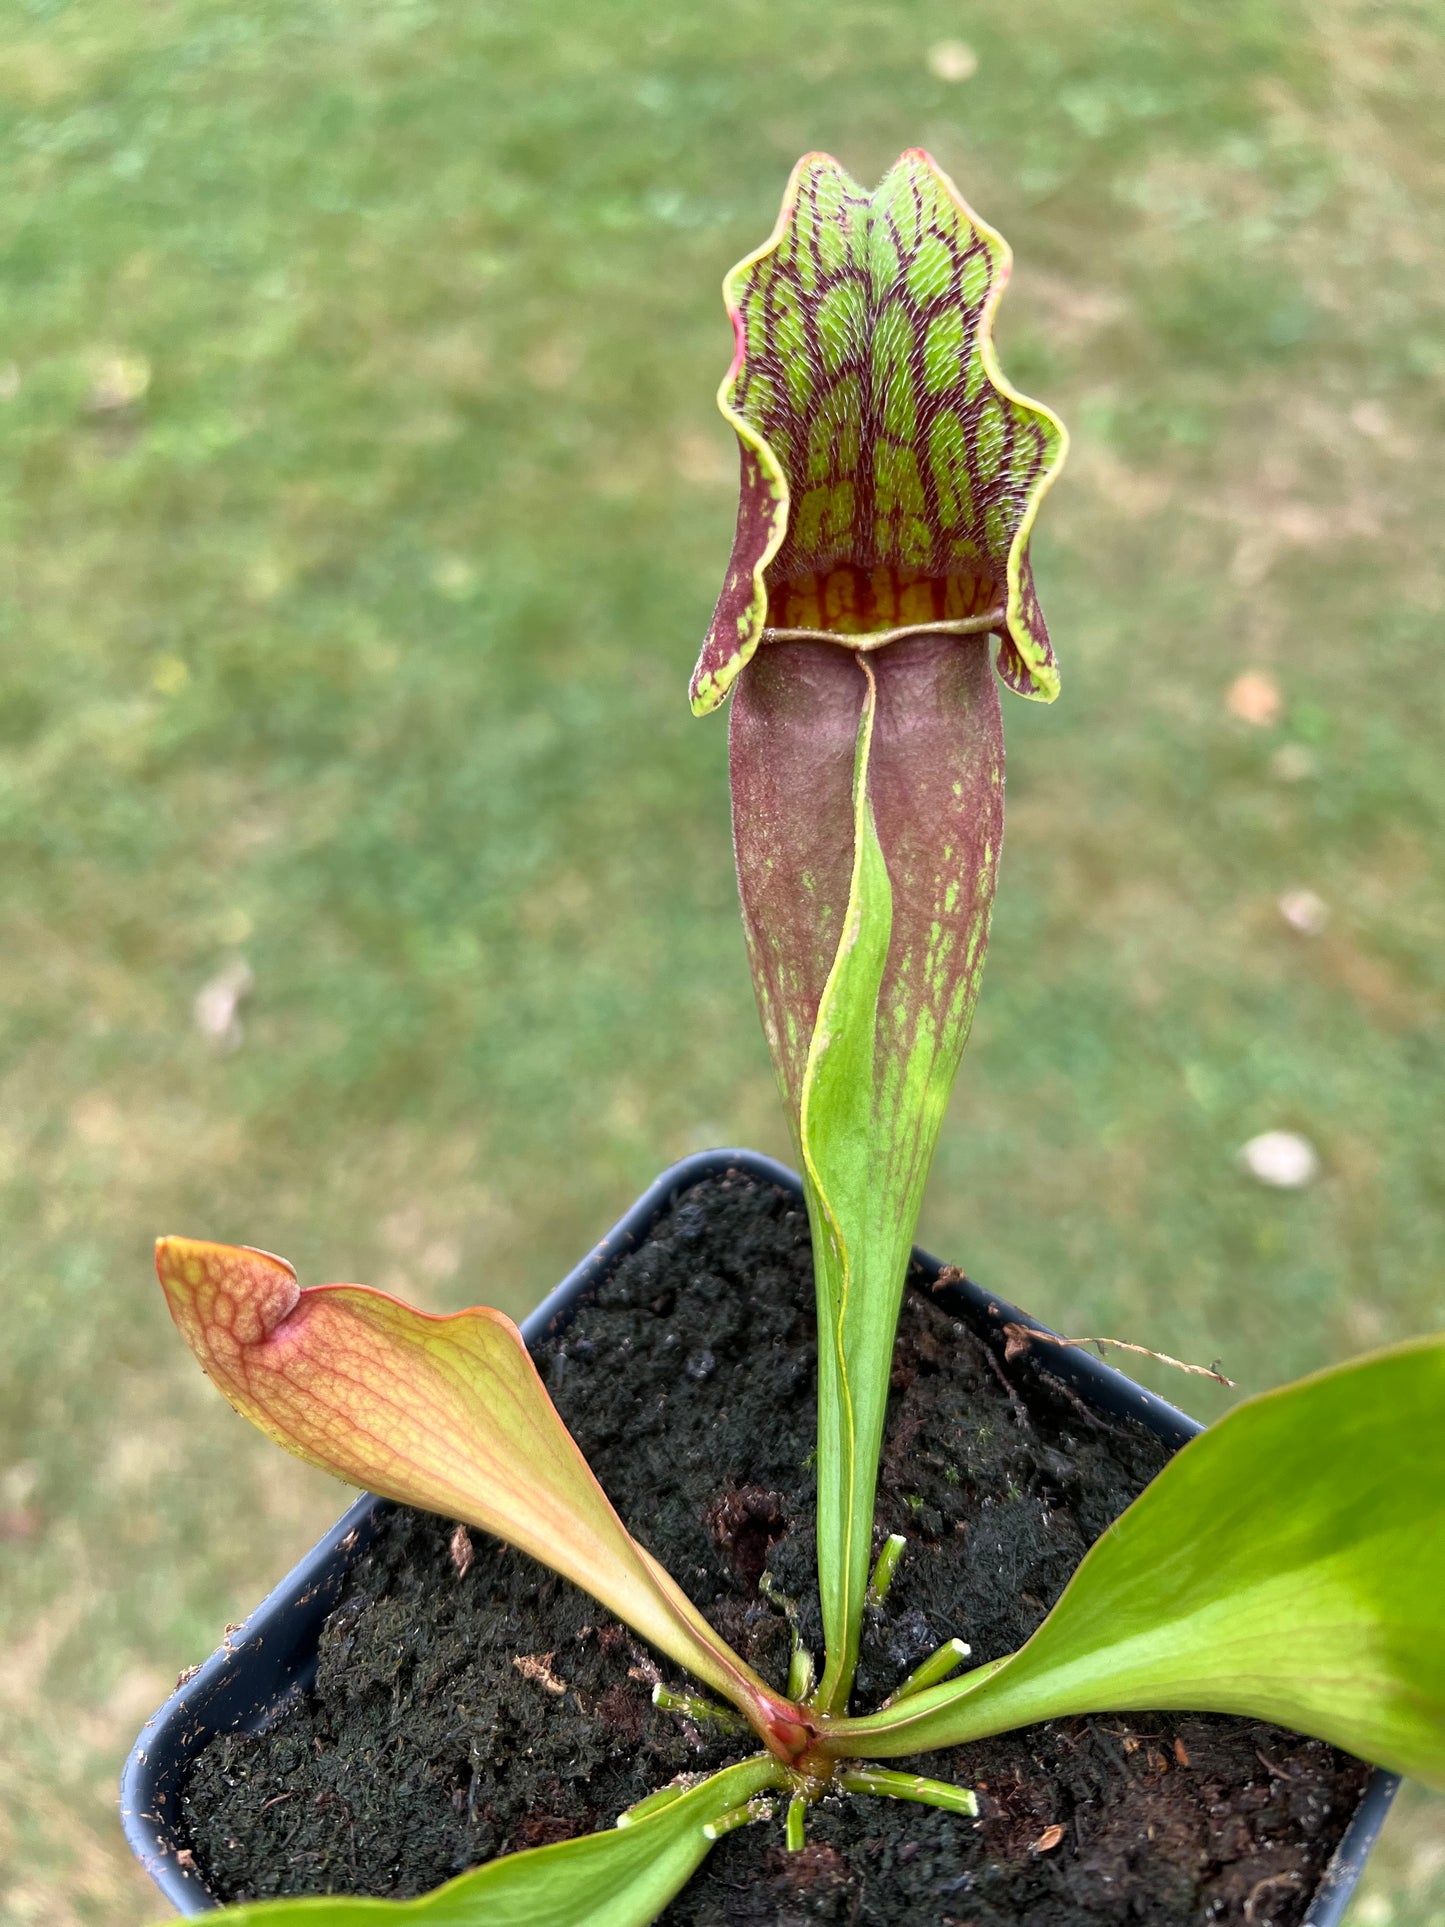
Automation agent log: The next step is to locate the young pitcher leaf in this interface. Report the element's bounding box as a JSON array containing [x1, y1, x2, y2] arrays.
[[834, 1337, 1445, 1788], [691, 149, 1067, 715], [147, 1756, 786, 1927], [155, 1239, 778, 1726], [704, 150, 1063, 1712]]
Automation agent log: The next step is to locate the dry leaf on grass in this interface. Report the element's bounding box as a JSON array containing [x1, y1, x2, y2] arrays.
[[1227, 670, 1282, 727]]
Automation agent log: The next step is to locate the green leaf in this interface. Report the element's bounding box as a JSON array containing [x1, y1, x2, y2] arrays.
[[830, 1337, 1445, 1790], [151, 1757, 786, 1927]]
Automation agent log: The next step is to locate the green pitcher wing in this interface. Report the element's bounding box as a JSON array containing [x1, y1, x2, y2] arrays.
[[833, 1337, 1445, 1789], [690, 148, 1067, 715], [149, 1757, 786, 1927], [791, 653, 892, 1713], [729, 635, 1004, 1711], [155, 1239, 786, 1737]]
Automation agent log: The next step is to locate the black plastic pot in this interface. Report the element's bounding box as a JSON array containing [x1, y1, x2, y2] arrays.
[[123, 1148, 1397, 1921]]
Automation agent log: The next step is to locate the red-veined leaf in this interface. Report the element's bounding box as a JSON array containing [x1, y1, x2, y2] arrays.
[[156, 1239, 802, 1748]]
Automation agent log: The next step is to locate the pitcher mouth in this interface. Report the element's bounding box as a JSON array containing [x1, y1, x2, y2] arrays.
[[761, 563, 1003, 650], [763, 612, 1004, 649]]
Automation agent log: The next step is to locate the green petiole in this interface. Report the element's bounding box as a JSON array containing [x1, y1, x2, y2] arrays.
[[835, 1765, 979, 1817], [881, 1637, 972, 1707], [787, 1640, 815, 1702], [652, 1684, 748, 1735], [785, 1794, 808, 1853], [702, 1796, 777, 1842], [867, 1532, 907, 1607]]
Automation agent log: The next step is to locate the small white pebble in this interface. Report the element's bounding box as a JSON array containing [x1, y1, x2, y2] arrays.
[[1278, 888, 1329, 936], [928, 39, 979, 81], [1239, 1131, 1320, 1189]]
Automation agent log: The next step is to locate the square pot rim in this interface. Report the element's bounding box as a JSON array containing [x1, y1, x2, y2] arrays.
[[121, 1147, 1398, 1923]]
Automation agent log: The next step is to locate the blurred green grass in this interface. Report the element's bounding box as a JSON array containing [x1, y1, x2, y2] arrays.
[[1, 1, 1442, 1921]]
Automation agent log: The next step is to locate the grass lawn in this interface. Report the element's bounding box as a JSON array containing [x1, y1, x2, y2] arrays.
[[1, 1, 1442, 1920]]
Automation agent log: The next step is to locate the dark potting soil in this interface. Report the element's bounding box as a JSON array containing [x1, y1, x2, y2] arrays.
[[182, 1173, 1368, 1925]]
